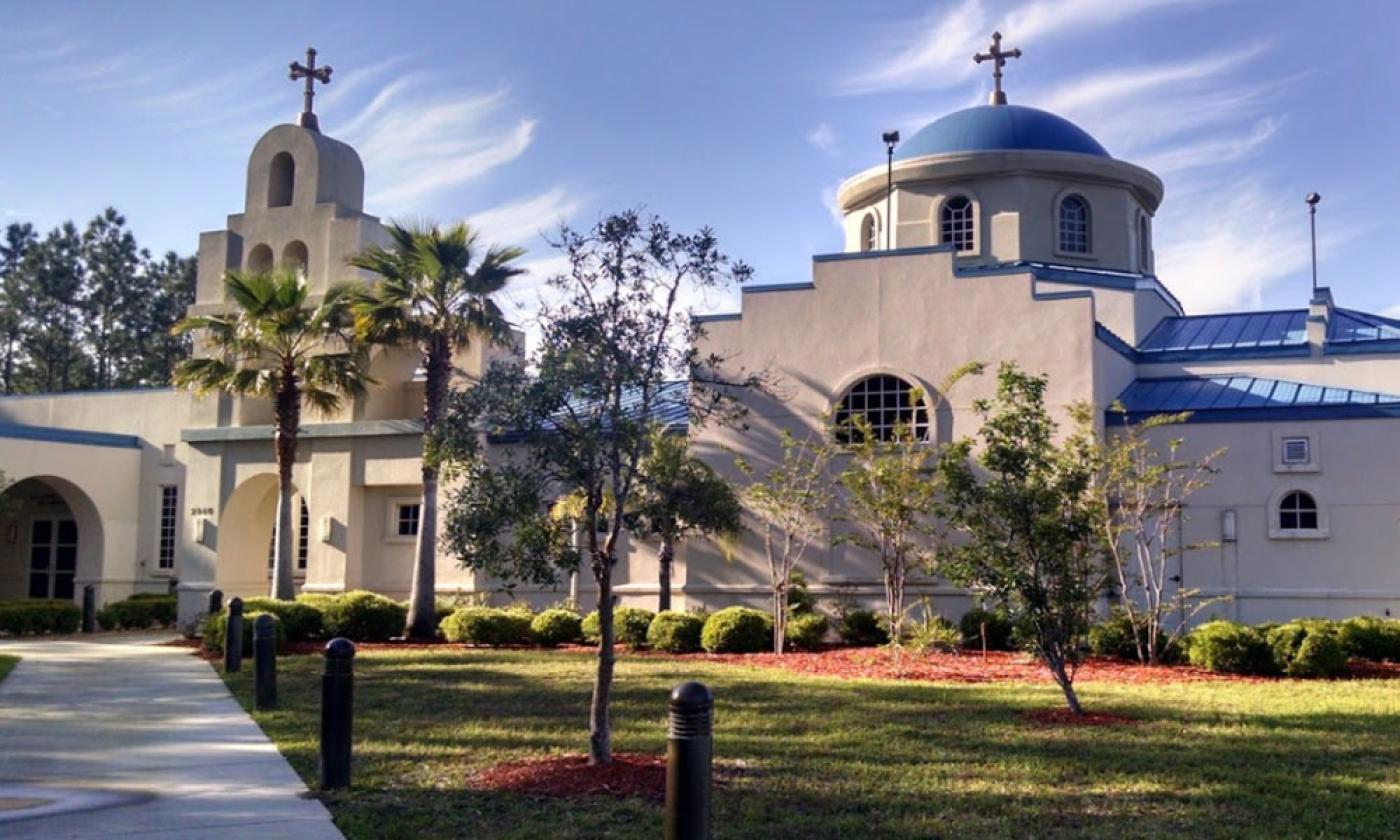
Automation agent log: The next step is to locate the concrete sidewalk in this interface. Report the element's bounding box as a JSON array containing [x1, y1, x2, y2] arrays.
[[0, 633, 343, 838]]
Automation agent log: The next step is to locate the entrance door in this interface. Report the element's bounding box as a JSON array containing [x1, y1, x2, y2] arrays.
[[29, 519, 77, 600]]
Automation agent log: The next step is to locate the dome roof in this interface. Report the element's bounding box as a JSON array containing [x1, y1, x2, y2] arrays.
[[894, 104, 1110, 161]]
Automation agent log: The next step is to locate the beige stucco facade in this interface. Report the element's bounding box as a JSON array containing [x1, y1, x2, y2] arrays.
[[3, 98, 1399, 630]]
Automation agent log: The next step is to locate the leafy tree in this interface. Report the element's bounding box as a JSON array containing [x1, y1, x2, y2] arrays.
[[349, 220, 525, 640], [80, 208, 144, 389], [172, 271, 371, 599], [439, 210, 757, 764], [626, 425, 741, 612], [937, 364, 1104, 715], [735, 431, 834, 653], [0, 223, 37, 394], [1093, 409, 1225, 664]]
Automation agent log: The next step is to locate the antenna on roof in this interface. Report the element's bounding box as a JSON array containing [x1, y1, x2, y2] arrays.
[[1306, 192, 1321, 295]]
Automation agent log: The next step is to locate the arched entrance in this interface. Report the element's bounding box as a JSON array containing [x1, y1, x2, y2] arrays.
[[0, 476, 105, 603], [213, 475, 308, 599]]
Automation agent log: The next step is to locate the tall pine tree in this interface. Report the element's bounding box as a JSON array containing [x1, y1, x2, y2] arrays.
[[0, 223, 36, 394]]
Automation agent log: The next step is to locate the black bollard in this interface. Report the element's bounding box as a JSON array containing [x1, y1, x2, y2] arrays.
[[208, 589, 224, 616], [253, 614, 277, 710], [319, 637, 355, 791], [224, 597, 243, 673], [82, 585, 96, 634], [665, 681, 713, 840]]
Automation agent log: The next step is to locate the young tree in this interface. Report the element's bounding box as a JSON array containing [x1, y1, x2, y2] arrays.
[[627, 425, 742, 612], [937, 363, 1104, 715], [440, 210, 757, 764], [1093, 409, 1225, 664], [172, 271, 371, 599], [349, 221, 525, 640], [735, 431, 834, 654]]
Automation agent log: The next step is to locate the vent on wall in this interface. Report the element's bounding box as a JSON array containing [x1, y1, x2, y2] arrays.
[[1282, 437, 1310, 465]]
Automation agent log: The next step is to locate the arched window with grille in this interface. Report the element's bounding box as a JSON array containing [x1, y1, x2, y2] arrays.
[[833, 374, 930, 444], [860, 213, 878, 252], [1058, 194, 1091, 254], [1278, 491, 1318, 531], [940, 196, 974, 252]]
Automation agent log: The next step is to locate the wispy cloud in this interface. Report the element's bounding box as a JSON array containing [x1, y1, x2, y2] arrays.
[[466, 187, 581, 247], [807, 123, 838, 155]]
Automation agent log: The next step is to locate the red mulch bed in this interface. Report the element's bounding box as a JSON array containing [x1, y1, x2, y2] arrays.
[[471, 753, 667, 801], [1022, 708, 1140, 727]]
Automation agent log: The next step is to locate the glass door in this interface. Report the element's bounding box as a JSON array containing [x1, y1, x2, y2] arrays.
[[28, 519, 77, 600]]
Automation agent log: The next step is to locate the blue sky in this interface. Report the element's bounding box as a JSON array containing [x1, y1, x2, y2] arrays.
[[3, 0, 1399, 326]]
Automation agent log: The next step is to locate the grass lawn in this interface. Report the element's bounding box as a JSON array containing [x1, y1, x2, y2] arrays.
[[222, 649, 1400, 839], [0, 654, 17, 684]]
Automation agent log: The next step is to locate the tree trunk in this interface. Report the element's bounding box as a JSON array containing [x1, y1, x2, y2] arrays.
[[657, 534, 674, 612], [772, 585, 787, 654], [1044, 650, 1084, 715], [589, 540, 615, 765], [270, 369, 300, 600], [404, 338, 450, 640]]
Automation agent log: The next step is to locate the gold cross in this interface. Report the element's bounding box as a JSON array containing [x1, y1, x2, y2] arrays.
[[289, 47, 333, 131], [973, 32, 1021, 106]]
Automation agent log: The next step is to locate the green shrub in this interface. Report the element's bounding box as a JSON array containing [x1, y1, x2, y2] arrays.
[[1184, 620, 1276, 675], [531, 609, 583, 646], [647, 611, 706, 653], [320, 590, 406, 642], [1337, 615, 1400, 662], [838, 608, 888, 647], [907, 614, 961, 653], [787, 570, 818, 615], [439, 607, 533, 645], [1086, 609, 1179, 663], [0, 600, 81, 635], [96, 595, 177, 630], [701, 606, 773, 653], [239, 598, 323, 642], [786, 611, 829, 650], [581, 607, 655, 647], [295, 593, 339, 612], [129, 592, 175, 601], [1266, 621, 1349, 678], [958, 606, 1015, 651], [201, 610, 286, 655]]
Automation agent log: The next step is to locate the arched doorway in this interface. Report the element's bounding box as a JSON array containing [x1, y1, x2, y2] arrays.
[[0, 476, 104, 603], [214, 475, 308, 599]]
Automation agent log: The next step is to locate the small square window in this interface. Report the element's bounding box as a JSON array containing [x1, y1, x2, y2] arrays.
[[1282, 437, 1310, 465], [396, 503, 421, 538]]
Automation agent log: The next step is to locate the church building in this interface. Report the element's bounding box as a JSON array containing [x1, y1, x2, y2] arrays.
[[3, 40, 1399, 629]]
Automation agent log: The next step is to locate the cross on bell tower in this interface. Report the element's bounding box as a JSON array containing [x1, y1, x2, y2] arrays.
[[973, 31, 1021, 106], [289, 47, 333, 132]]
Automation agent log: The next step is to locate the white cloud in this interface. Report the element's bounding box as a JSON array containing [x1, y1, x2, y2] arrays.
[[1137, 117, 1281, 177], [465, 187, 581, 248], [807, 122, 838, 155], [1383, 304, 1400, 319], [819, 180, 844, 228]]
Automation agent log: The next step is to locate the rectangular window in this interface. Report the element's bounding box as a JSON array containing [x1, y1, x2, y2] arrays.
[[158, 485, 178, 570], [396, 502, 421, 538], [1282, 437, 1310, 465], [298, 498, 310, 570]]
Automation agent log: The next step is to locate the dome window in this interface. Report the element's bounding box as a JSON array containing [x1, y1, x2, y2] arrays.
[[940, 196, 975, 253], [246, 243, 274, 274], [282, 240, 309, 275], [860, 213, 878, 253], [268, 152, 295, 207], [833, 374, 929, 444], [1278, 491, 1319, 531], [1058, 194, 1091, 254]]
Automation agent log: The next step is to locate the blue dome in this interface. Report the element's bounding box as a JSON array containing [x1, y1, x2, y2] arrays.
[[894, 105, 1110, 160]]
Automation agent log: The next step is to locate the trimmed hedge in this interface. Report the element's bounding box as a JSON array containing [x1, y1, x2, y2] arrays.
[[0, 600, 81, 636], [96, 595, 177, 630], [786, 611, 829, 650], [1337, 615, 1400, 662], [1266, 620, 1349, 678], [319, 590, 406, 642], [240, 598, 324, 642], [440, 607, 533, 645], [838, 609, 888, 647], [1184, 620, 1276, 675], [530, 609, 583, 647], [1087, 610, 1179, 663], [582, 607, 655, 647], [201, 610, 286, 655], [959, 607, 1015, 651], [701, 606, 773, 653], [647, 611, 706, 653]]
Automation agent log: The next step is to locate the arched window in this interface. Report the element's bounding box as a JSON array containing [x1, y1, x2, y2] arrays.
[[940, 196, 974, 252], [1138, 213, 1152, 272], [833, 374, 929, 444], [860, 213, 878, 252], [1058, 194, 1091, 254], [268, 152, 295, 207], [246, 243, 274, 274], [282, 240, 309, 275], [1278, 491, 1318, 531]]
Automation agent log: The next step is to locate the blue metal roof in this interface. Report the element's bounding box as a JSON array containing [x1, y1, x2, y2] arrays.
[[1114, 375, 1400, 424], [894, 105, 1110, 161], [488, 380, 689, 444], [1138, 310, 1308, 354], [0, 422, 141, 449], [1330, 308, 1400, 344]]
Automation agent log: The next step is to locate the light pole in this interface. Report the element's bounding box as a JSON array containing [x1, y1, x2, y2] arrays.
[[1306, 192, 1321, 294], [882, 131, 900, 250]]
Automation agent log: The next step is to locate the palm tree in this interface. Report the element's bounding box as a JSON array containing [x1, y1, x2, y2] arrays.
[[172, 270, 370, 600], [349, 221, 525, 640]]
